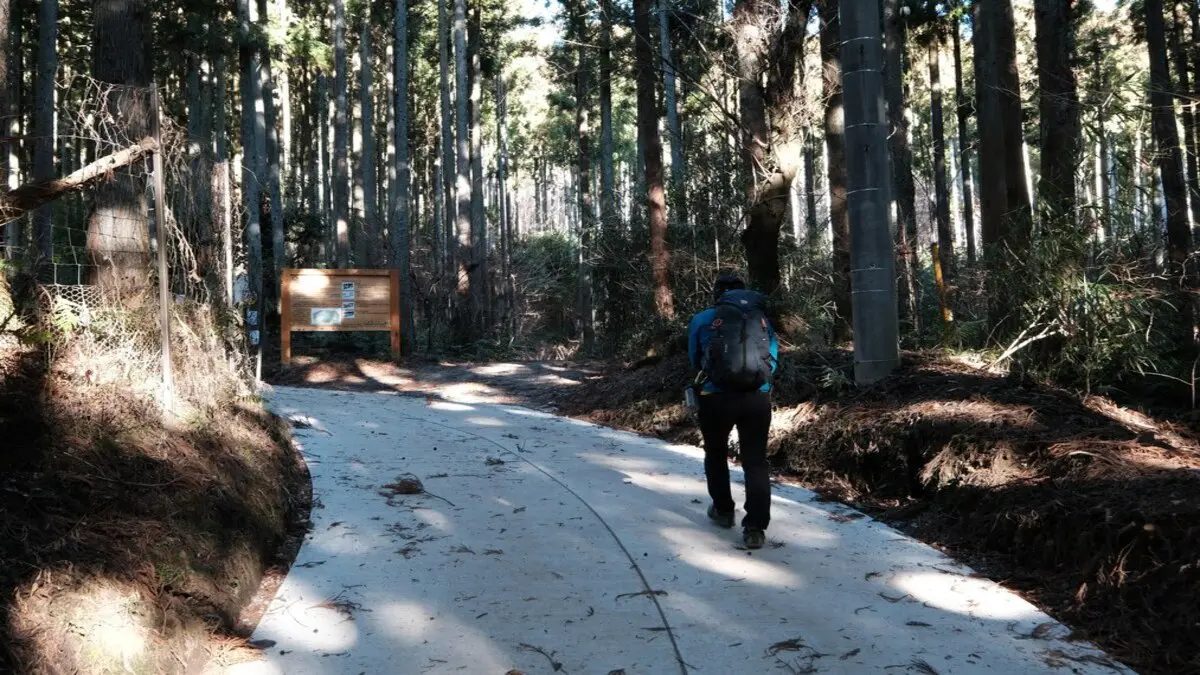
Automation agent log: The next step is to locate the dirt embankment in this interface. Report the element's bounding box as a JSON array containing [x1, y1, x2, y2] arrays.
[[0, 338, 310, 672], [549, 351, 1200, 675]]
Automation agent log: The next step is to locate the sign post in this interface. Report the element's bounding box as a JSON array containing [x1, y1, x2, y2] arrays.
[[281, 268, 402, 365]]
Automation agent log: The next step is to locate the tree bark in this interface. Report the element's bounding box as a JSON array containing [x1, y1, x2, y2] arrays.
[[819, 0, 851, 341], [4, 0, 21, 255], [1171, 1, 1200, 230], [570, 0, 595, 349], [333, 0, 351, 267], [257, 0, 285, 302], [452, 0, 474, 338], [883, 0, 919, 331], [952, 11, 976, 265], [32, 0, 57, 268], [973, 0, 1032, 331], [599, 0, 618, 228], [438, 0, 455, 279], [0, 138, 156, 222], [659, 0, 686, 231], [87, 0, 153, 292], [213, 52, 234, 307], [0, 0, 9, 256], [634, 0, 674, 319], [803, 138, 820, 249], [1092, 42, 1112, 241], [238, 0, 266, 375], [392, 0, 412, 353], [468, 2, 487, 330], [360, 20, 381, 267], [1034, 0, 1081, 252], [841, 0, 899, 383], [928, 39, 954, 305], [496, 73, 513, 335], [1146, 0, 1195, 343]]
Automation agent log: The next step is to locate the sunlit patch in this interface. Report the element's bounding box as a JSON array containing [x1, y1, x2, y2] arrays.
[[251, 577, 360, 654], [427, 400, 477, 412], [465, 416, 507, 427], [376, 602, 512, 669], [659, 527, 805, 589], [500, 407, 556, 419], [471, 363, 527, 376], [890, 571, 1041, 621]]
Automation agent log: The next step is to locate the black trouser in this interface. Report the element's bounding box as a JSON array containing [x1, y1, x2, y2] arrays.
[[698, 390, 772, 531]]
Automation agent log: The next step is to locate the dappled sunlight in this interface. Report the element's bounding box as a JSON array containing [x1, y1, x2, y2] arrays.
[[375, 602, 514, 669], [893, 399, 1040, 429], [470, 363, 528, 376], [464, 415, 508, 427], [427, 400, 477, 412], [498, 406, 557, 419], [253, 576, 360, 654], [890, 570, 1041, 622], [659, 527, 805, 589]]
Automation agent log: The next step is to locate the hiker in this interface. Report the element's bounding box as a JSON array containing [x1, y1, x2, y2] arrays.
[[687, 272, 779, 550]]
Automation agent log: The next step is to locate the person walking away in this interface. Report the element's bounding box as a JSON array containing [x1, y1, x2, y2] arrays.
[[687, 273, 778, 549]]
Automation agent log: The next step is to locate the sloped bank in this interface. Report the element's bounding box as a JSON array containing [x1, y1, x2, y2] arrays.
[[553, 351, 1200, 675], [0, 280, 311, 673]]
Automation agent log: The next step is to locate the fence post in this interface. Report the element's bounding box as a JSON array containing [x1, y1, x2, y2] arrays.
[[150, 84, 174, 402]]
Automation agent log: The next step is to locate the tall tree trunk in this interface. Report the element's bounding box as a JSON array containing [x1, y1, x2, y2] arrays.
[[258, 0, 285, 306], [974, 0, 1032, 332], [4, 0, 21, 255], [360, 20, 381, 266], [1092, 42, 1112, 242], [634, 0, 674, 319], [570, 0, 595, 349], [928, 39, 954, 307], [333, 0, 351, 267], [237, 0, 266, 375], [658, 0, 686, 231], [32, 0, 56, 269], [315, 71, 331, 261], [213, 52, 234, 307], [952, 11, 976, 265], [1146, 0, 1195, 344], [883, 0, 919, 332], [392, 0, 412, 353], [496, 73, 513, 335], [1190, 1, 1200, 231], [452, 0, 474, 337], [0, 0, 8, 257], [87, 0, 153, 292], [599, 0, 617, 228], [803, 138, 820, 249], [1171, 1, 1200, 230], [438, 0, 455, 279], [1034, 0, 1081, 255], [819, 0, 851, 341], [841, 0, 899, 383], [468, 2, 487, 330]]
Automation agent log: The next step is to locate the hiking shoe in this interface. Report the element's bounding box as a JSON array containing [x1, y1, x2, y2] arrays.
[[707, 504, 735, 529], [744, 528, 766, 550]]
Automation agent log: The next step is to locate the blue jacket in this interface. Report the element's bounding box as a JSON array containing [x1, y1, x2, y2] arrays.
[[687, 290, 779, 394]]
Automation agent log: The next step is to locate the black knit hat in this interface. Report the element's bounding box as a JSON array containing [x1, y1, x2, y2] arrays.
[[713, 272, 745, 302]]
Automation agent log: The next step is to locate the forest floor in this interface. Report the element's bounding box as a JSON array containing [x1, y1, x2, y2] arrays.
[[0, 284, 312, 672], [277, 351, 1200, 675]]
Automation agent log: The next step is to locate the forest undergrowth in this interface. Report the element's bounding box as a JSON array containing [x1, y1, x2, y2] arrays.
[[0, 275, 311, 673]]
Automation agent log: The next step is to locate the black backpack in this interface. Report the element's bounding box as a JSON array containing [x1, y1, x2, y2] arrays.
[[702, 290, 774, 392]]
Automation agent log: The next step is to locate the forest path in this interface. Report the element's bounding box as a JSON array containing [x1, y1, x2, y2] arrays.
[[228, 385, 1130, 675]]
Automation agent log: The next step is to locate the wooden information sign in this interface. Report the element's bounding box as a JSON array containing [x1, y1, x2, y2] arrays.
[[281, 268, 401, 364]]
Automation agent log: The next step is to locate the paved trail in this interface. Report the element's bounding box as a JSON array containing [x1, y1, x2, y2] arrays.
[[231, 385, 1130, 675]]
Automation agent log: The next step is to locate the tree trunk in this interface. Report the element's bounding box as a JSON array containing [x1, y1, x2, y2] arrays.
[[333, 0, 351, 267], [1171, 2, 1200, 230], [359, 20, 381, 267], [238, 0, 266, 376], [32, 0, 56, 268], [973, 0, 1032, 331], [1034, 0, 1081, 253], [453, 0, 474, 338], [0, 0, 9, 256], [438, 0, 455, 279], [257, 0, 285, 298], [599, 0, 617, 228], [468, 2, 487, 330], [803, 138, 820, 249], [841, 0, 899, 383], [819, 0, 851, 342], [570, 0, 595, 349], [213, 52, 234, 307], [1092, 42, 1112, 242], [659, 0, 686, 231], [0, 138, 156, 222], [87, 0, 153, 292], [392, 0, 412, 353], [496, 73, 513, 335], [1146, 0, 1195, 344], [4, 0, 21, 255], [928, 39, 954, 308], [952, 13, 976, 265], [883, 0, 919, 332], [634, 0, 674, 319]]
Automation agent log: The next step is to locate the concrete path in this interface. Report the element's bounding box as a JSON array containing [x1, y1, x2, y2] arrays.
[[230, 385, 1131, 675]]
